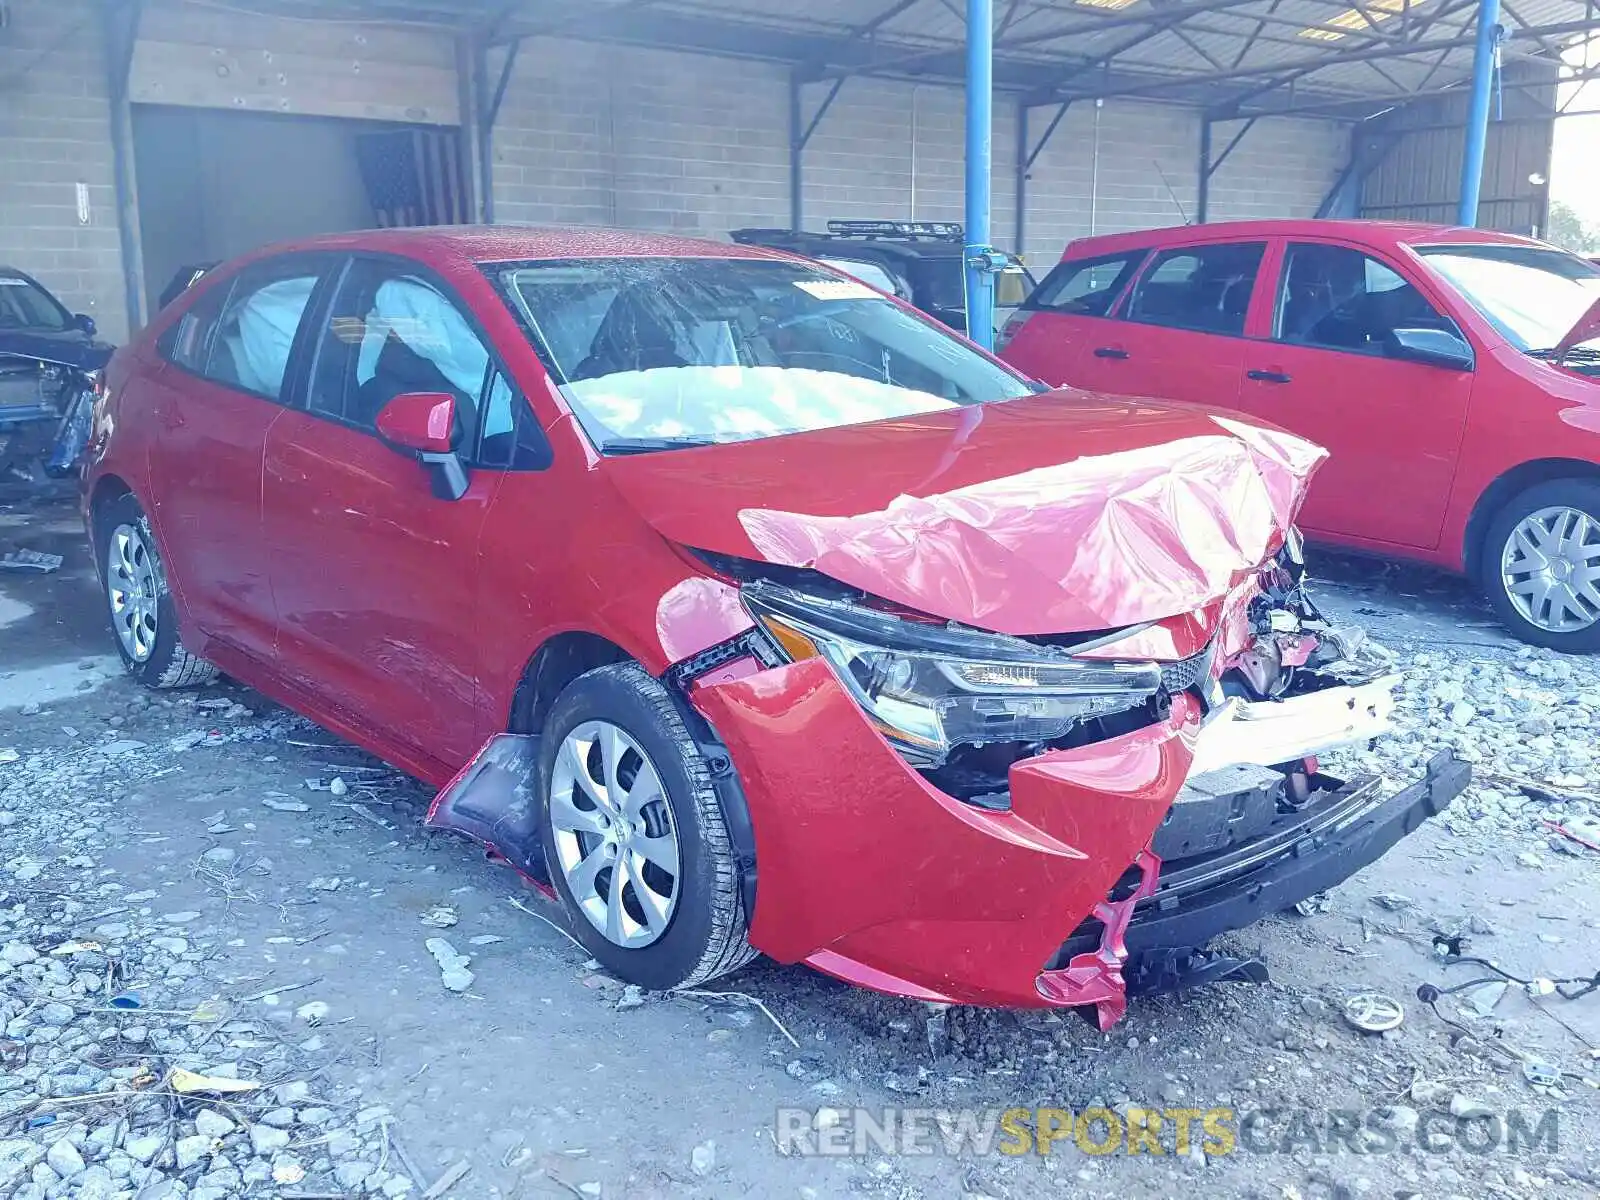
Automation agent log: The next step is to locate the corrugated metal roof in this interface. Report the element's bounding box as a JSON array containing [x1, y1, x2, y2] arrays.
[[248, 0, 1599, 117]]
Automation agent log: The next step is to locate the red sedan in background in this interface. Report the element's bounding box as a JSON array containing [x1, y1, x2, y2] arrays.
[[81, 226, 1462, 1027], [1001, 220, 1600, 652]]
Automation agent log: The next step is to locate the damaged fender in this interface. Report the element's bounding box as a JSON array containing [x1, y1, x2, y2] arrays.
[[428, 578, 771, 901]]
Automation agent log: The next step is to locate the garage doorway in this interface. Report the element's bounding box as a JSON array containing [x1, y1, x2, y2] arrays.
[[131, 107, 467, 315]]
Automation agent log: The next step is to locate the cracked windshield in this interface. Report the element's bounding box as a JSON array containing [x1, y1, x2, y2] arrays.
[[499, 257, 1032, 451]]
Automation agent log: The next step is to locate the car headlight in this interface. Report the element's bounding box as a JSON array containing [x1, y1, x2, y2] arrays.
[[742, 583, 1163, 767]]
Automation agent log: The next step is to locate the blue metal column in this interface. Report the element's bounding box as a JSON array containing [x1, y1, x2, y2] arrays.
[[1457, 0, 1503, 227], [964, 0, 995, 348]]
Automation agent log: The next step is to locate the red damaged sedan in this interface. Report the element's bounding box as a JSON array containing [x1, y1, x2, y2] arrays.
[[82, 228, 1465, 1027]]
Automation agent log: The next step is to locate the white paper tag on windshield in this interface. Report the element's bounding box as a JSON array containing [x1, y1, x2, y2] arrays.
[[794, 279, 880, 301]]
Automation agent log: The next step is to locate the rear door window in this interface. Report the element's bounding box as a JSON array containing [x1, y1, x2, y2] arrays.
[[1024, 252, 1145, 317], [1125, 242, 1267, 336], [202, 263, 322, 401], [158, 281, 232, 374]]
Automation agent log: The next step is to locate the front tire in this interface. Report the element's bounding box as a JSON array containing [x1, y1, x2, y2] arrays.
[[92, 493, 218, 688], [1482, 479, 1600, 653], [537, 663, 755, 990]]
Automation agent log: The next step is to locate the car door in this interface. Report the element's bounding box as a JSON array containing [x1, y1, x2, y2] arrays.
[[1076, 239, 1268, 409], [141, 256, 328, 660], [999, 250, 1147, 385], [261, 255, 542, 770], [1234, 239, 1475, 550]]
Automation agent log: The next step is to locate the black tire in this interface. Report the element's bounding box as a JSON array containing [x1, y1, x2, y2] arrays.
[[536, 663, 756, 990], [1481, 478, 1600, 653], [92, 492, 219, 688]]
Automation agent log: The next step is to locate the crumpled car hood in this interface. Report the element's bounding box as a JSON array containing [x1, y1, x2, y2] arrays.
[[604, 391, 1327, 636]]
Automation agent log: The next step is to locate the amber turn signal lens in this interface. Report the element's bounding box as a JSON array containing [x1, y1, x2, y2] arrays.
[[759, 615, 820, 663]]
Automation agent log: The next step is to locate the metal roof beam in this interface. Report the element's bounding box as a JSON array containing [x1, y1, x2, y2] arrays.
[[813, 0, 1275, 81], [1157, 14, 1418, 55], [1230, 0, 1285, 68], [1171, 25, 1229, 70], [795, 0, 928, 75], [1498, 0, 1564, 56], [1039, 15, 1585, 106], [490, 0, 666, 45], [1205, 0, 1495, 111], [1024, 0, 1483, 103], [1225, 60, 1571, 117]]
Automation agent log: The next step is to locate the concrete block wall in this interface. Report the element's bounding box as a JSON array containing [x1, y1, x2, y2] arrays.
[[492, 38, 791, 234], [797, 78, 1018, 248], [1021, 100, 1202, 259], [1207, 115, 1349, 224], [0, 0, 128, 340]]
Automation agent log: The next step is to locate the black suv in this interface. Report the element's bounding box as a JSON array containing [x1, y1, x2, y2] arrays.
[[730, 221, 1032, 336]]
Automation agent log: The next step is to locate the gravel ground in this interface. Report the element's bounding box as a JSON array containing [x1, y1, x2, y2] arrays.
[[1, 495, 1596, 1200]]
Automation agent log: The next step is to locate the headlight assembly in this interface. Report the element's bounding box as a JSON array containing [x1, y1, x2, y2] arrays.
[[742, 583, 1163, 767]]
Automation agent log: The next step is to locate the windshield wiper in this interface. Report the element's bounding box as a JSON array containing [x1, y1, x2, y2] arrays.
[[599, 435, 719, 456]]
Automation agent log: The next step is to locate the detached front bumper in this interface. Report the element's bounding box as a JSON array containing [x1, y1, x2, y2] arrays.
[[1047, 750, 1467, 1011], [690, 659, 1466, 1026]]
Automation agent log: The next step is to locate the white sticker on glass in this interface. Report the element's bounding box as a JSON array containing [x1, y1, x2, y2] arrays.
[[794, 279, 881, 301]]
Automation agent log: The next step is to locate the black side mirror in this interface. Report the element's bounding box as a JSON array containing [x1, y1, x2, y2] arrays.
[[1385, 327, 1474, 372], [73, 313, 97, 337]]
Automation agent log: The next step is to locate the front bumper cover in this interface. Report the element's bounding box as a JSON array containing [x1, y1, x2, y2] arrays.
[[690, 659, 1465, 1025], [1042, 749, 1467, 1027]]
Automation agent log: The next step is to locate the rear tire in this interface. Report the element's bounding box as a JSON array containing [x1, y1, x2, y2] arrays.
[[92, 493, 218, 688], [537, 663, 756, 990], [1481, 479, 1600, 653]]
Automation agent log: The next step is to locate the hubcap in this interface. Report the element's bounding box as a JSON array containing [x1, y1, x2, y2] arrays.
[[549, 721, 681, 949], [107, 522, 159, 662], [1501, 505, 1600, 634]]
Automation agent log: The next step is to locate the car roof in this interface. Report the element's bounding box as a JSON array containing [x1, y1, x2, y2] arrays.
[[224, 225, 799, 274], [1060, 218, 1549, 259]]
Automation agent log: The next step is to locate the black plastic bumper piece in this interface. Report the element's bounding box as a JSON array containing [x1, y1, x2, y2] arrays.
[[1055, 750, 1469, 964]]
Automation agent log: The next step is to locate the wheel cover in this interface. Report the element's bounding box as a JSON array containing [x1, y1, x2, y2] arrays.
[[1500, 504, 1600, 634], [107, 522, 159, 663], [549, 720, 681, 949]]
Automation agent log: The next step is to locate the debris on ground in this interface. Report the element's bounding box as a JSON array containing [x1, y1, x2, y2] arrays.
[[0, 741, 442, 1200], [1341, 991, 1406, 1033], [424, 938, 474, 993], [0, 549, 63, 573]]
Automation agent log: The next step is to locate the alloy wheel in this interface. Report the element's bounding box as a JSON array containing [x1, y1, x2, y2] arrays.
[[549, 720, 681, 948], [1500, 505, 1600, 634], [107, 522, 159, 662]]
